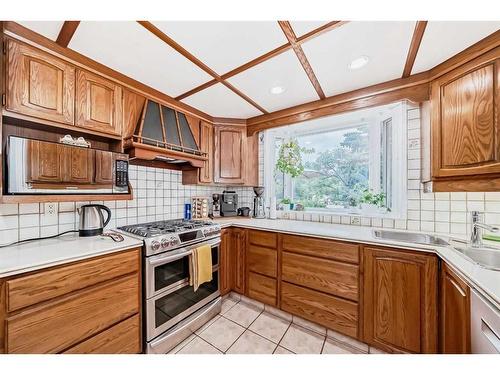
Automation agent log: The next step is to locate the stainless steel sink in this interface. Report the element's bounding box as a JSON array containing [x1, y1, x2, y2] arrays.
[[450, 243, 500, 271], [373, 229, 449, 246]]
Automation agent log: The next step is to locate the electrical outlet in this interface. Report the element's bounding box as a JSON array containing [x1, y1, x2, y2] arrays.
[[45, 203, 56, 216], [350, 216, 361, 225]]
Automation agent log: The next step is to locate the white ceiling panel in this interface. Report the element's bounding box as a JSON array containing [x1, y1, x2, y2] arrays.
[[69, 21, 213, 97], [289, 21, 329, 37], [412, 21, 500, 74], [181, 83, 262, 118], [17, 21, 64, 41], [228, 50, 319, 112], [302, 21, 415, 97], [150, 21, 288, 75]]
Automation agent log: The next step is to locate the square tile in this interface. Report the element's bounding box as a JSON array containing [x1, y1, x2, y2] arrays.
[[280, 324, 325, 354], [199, 316, 245, 352], [274, 346, 294, 354], [195, 315, 221, 335], [221, 297, 238, 314], [223, 302, 262, 327], [322, 339, 363, 354], [226, 330, 276, 354], [177, 337, 222, 354], [249, 312, 290, 343]]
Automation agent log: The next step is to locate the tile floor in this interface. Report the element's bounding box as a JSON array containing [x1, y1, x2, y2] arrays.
[[169, 295, 386, 354]]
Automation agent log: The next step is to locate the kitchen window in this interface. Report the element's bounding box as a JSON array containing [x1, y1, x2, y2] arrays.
[[264, 101, 407, 219]]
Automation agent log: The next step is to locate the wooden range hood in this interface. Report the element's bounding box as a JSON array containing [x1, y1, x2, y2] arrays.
[[123, 96, 208, 169]]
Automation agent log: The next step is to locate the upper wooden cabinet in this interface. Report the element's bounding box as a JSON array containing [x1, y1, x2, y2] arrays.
[[6, 39, 75, 125], [424, 48, 500, 191], [199, 121, 214, 183], [362, 246, 438, 353], [75, 69, 123, 136], [439, 262, 471, 354], [214, 125, 246, 184]]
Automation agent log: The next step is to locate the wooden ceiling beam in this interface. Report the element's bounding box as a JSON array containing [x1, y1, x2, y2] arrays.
[[278, 21, 326, 99], [175, 21, 348, 100], [402, 21, 428, 78], [138, 21, 268, 114], [56, 21, 80, 47]]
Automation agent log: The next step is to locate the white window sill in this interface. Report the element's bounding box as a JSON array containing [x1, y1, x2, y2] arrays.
[[279, 208, 406, 221]]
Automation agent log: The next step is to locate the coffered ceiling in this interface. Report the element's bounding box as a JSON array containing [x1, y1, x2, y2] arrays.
[[16, 20, 500, 119]]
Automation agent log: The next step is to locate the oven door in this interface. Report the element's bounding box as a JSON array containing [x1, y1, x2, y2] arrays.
[[145, 237, 220, 299]]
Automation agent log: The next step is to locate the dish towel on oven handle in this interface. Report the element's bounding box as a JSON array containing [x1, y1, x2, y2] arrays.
[[189, 244, 213, 292]]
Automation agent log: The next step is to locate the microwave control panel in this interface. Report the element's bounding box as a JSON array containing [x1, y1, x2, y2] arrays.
[[115, 160, 129, 188]]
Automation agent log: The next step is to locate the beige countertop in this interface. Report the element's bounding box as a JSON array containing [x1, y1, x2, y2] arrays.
[[215, 217, 500, 309], [0, 232, 143, 278]]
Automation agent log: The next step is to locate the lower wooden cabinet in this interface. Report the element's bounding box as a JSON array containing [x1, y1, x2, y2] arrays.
[[439, 262, 471, 353], [362, 246, 438, 353], [0, 248, 142, 354], [219, 229, 232, 296], [281, 282, 358, 337], [232, 228, 247, 294], [247, 272, 277, 306]]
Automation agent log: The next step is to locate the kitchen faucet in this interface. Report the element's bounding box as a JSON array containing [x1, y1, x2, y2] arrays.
[[470, 211, 500, 248]]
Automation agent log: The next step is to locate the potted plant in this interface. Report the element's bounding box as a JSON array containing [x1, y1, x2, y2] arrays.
[[280, 198, 292, 211], [359, 189, 388, 214]]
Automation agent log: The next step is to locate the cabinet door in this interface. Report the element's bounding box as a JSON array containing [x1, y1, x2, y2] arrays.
[[199, 121, 214, 183], [431, 55, 500, 178], [219, 229, 232, 296], [6, 39, 75, 125], [439, 262, 471, 353], [214, 126, 246, 184], [95, 150, 114, 185], [62, 147, 95, 184], [362, 246, 438, 353], [76, 69, 123, 136], [27, 140, 63, 183], [232, 228, 246, 294]]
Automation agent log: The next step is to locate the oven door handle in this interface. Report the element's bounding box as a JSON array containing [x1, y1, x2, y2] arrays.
[[148, 237, 221, 266]]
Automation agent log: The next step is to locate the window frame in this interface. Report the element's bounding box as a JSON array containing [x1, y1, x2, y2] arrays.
[[264, 101, 408, 220]]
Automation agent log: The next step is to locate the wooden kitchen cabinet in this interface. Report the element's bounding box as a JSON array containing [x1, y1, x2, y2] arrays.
[[362, 246, 438, 353], [231, 228, 247, 294], [6, 39, 75, 125], [94, 150, 114, 185], [423, 49, 500, 191], [219, 228, 232, 296], [214, 125, 246, 184], [439, 262, 471, 354], [76, 69, 123, 136], [182, 120, 214, 184], [0, 248, 142, 354]]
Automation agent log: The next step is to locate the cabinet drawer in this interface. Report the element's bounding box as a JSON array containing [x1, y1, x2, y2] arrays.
[[6, 248, 140, 312], [281, 282, 358, 338], [64, 314, 141, 354], [248, 230, 277, 248], [6, 273, 139, 353], [247, 272, 277, 306], [282, 234, 359, 264], [247, 244, 277, 277], [282, 252, 359, 301]]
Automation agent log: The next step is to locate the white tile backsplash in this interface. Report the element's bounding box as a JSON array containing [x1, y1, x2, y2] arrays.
[[0, 167, 254, 245]]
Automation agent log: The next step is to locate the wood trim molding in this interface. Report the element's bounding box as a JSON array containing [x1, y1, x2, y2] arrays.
[[247, 72, 430, 134], [402, 21, 427, 78], [137, 21, 267, 114], [175, 21, 348, 101], [55, 21, 80, 48], [278, 21, 326, 99]]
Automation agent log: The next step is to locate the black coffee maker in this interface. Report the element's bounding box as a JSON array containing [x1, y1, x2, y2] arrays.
[[220, 190, 238, 217]]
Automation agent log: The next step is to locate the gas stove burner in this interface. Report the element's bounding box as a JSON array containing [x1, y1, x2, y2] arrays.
[[117, 219, 216, 238]]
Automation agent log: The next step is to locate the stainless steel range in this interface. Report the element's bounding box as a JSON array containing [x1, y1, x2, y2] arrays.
[[116, 219, 222, 354]]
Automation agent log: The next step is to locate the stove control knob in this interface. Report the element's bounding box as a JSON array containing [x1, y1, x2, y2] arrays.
[[169, 237, 178, 246], [161, 238, 169, 249], [151, 240, 161, 251]]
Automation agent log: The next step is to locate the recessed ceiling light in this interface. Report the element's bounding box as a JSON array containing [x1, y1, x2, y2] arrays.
[[348, 56, 369, 70], [270, 86, 285, 95]]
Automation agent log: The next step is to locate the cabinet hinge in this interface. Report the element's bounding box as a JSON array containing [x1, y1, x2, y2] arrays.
[[2, 94, 6, 106], [2, 41, 6, 55], [438, 259, 442, 271]]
